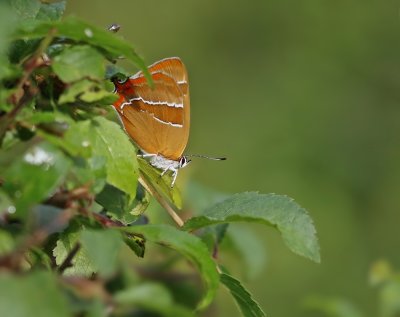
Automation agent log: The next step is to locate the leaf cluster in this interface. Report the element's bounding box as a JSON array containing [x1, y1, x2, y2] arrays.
[[0, 1, 320, 316]]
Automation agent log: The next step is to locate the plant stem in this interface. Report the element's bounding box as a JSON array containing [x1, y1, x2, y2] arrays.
[[138, 174, 184, 227]]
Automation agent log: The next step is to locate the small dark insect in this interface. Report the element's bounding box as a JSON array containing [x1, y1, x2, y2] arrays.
[[108, 23, 121, 33]]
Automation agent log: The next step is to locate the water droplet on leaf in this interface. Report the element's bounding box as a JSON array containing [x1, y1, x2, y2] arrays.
[[82, 140, 90, 147], [84, 28, 93, 38]]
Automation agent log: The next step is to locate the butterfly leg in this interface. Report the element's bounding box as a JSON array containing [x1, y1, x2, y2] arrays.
[[160, 164, 173, 177], [170, 168, 179, 188], [159, 166, 178, 187]]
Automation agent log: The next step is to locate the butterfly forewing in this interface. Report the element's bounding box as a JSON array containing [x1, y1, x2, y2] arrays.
[[113, 57, 190, 160]]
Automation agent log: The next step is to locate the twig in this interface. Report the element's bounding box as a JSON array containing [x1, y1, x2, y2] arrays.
[[47, 185, 125, 228], [58, 243, 81, 274], [10, 28, 56, 106], [78, 207, 124, 228], [60, 276, 113, 306], [0, 28, 57, 144], [0, 206, 75, 271], [138, 174, 184, 227]]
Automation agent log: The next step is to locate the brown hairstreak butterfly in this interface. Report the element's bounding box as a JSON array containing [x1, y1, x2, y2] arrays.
[[112, 57, 225, 187]]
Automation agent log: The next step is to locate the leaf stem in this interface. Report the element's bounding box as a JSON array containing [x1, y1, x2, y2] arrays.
[[138, 174, 184, 227]]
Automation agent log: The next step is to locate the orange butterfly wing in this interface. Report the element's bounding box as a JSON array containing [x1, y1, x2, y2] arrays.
[[113, 57, 190, 160]]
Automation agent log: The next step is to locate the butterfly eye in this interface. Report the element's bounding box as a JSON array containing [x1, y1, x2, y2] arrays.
[[117, 77, 127, 84]]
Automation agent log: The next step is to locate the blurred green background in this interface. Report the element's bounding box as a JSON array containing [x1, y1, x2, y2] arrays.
[[67, 1, 400, 316]]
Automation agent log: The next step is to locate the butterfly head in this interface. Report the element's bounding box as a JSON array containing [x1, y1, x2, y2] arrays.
[[110, 73, 128, 90], [179, 156, 191, 169]]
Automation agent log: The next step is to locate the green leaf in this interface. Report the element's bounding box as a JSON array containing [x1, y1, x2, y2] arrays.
[[86, 300, 107, 317], [52, 45, 105, 83], [227, 224, 268, 280], [89, 117, 138, 198], [36, 0, 66, 21], [41, 120, 90, 157], [123, 233, 146, 258], [119, 224, 219, 310], [21, 110, 71, 125], [96, 183, 150, 225], [58, 118, 138, 197], [58, 79, 95, 104], [183, 192, 320, 263], [1, 142, 71, 217], [15, 16, 151, 82], [0, 271, 71, 317], [197, 223, 228, 253], [0, 230, 15, 256], [129, 183, 151, 216], [9, 0, 41, 20], [26, 247, 53, 270], [58, 79, 117, 104], [114, 283, 195, 317], [0, 4, 15, 43], [7, 38, 40, 65], [0, 4, 17, 79], [220, 273, 266, 317], [68, 156, 107, 194], [303, 296, 363, 317], [53, 229, 95, 276], [80, 229, 123, 276], [0, 190, 14, 216], [138, 157, 183, 209], [0, 138, 40, 171]]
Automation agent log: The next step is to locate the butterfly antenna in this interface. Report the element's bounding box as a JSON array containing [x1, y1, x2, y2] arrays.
[[186, 154, 227, 161]]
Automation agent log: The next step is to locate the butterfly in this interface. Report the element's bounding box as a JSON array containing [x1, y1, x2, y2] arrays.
[[112, 57, 225, 187], [111, 57, 191, 187]]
